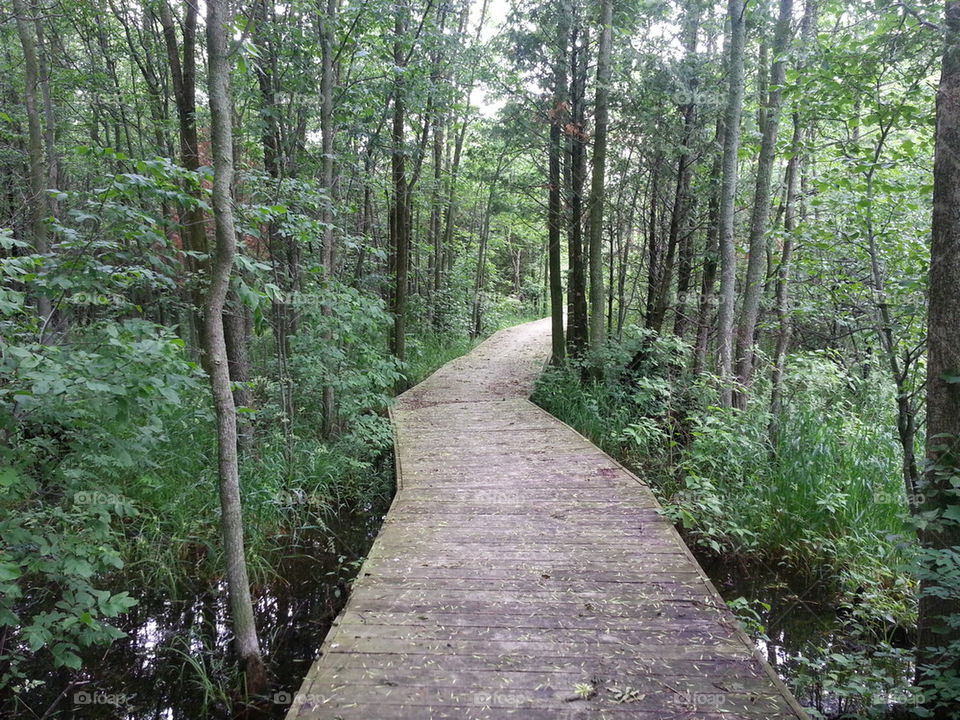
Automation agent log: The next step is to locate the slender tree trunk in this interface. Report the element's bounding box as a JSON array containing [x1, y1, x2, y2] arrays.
[[320, 0, 338, 435], [645, 156, 662, 325], [694, 122, 725, 375], [224, 288, 254, 450], [652, 1, 701, 336], [918, 5, 960, 713], [588, 0, 612, 350], [13, 0, 52, 324], [548, 0, 569, 362], [472, 153, 507, 337], [734, 0, 793, 406], [427, 9, 446, 312], [566, 17, 589, 355], [33, 7, 60, 209], [390, 3, 410, 362], [440, 0, 487, 285], [158, 0, 207, 343], [203, 0, 266, 691], [717, 0, 747, 408], [768, 113, 803, 443], [616, 182, 640, 338], [770, 0, 816, 440], [252, 0, 296, 459]]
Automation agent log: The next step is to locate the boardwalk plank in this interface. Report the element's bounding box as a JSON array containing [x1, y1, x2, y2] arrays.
[[286, 319, 806, 719]]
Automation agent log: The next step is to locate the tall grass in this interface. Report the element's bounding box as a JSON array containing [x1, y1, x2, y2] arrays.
[[534, 337, 913, 590], [114, 321, 517, 594]]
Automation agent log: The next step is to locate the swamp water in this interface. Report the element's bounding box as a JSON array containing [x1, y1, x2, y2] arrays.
[[6, 500, 916, 719], [700, 553, 918, 719], [3, 497, 391, 720]]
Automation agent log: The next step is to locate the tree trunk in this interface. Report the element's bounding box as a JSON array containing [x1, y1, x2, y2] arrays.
[[566, 17, 589, 356], [588, 0, 612, 350], [548, 0, 569, 363], [320, 0, 338, 435], [203, 0, 266, 692], [769, 0, 816, 440], [918, 5, 960, 713], [716, 0, 747, 408], [390, 3, 410, 362], [645, 156, 662, 326], [13, 0, 52, 324], [693, 123, 725, 375], [224, 288, 254, 450], [734, 0, 793, 407], [33, 6, 60, 210], [653, 1, 701, 337], [768, 113, 803, 444]]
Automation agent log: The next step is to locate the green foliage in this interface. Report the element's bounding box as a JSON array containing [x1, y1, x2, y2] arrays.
[[0, 319, 197, 686], [914, 544, 960, 713], [0, 465, 137, 685]]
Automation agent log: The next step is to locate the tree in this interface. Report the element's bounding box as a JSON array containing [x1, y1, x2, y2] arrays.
[[733, 0, 793, 406], [566, 7, 589, 355], [203, 0, 267, 692], [320, 0, 338, 434], [917, 2, 960, 713], [587, 0, 612, 350], [716, 0, 747, 408], [548, 0, 568, 362], [12, 0, 51, 323]]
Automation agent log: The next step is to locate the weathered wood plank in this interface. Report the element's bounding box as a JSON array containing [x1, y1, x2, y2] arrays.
[[286, 319, 807, 720]]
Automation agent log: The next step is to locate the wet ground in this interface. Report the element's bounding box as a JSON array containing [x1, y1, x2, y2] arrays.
[[700, 554, 916, 718], [5, 484, 915, 720], [3, 498, 392, 720]]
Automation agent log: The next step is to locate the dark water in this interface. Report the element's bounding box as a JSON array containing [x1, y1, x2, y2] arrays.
[[5, 494, 915, 719], [699, 553, 917, 719], [3, 496, 392, 720]]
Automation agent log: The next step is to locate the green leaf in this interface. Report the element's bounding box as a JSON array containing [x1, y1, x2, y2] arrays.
[[942, 506, 960, 524]]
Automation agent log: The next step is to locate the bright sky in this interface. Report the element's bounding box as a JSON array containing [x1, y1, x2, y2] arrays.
[[471, 0, 510, 117]]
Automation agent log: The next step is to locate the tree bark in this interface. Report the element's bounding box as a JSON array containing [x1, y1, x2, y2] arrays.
[[33, 5, 60, 211], [693, 121, 724, 375], [13, 0, 52, 324], [203, 0, 266, 692], [390, 2, 410, 362], [320, 0, 338, 435], [566, 16, 589, 355], [548, 0, 569, 363], [768, 113, 802, 444], [653, 0, 701, 336], [716, 0, 747, 408], [734, 0, 793, 406], [918, 6, 960, 708], [587, 0, 612, 350]]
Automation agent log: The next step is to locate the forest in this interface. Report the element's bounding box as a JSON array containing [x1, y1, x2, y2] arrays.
[[1, 0, 959, 717]]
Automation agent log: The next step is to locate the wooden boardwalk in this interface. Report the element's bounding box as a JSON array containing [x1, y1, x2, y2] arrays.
[[287, 318, 807, 719]]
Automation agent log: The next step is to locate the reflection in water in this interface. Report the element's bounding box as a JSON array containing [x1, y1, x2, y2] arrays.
[[699, 552, 916, 719], [8, 496, 917, 719], [6, 499, 390, 720]]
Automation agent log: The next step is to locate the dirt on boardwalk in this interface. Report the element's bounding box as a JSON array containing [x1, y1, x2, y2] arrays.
[[287, 318, 807, 720]]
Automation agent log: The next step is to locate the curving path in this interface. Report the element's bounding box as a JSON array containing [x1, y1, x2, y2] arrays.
[[287, 318, 806, 719]]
